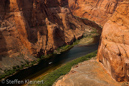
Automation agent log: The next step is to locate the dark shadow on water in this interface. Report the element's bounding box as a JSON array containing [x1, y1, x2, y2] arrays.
[[0, 36, 100, 86]]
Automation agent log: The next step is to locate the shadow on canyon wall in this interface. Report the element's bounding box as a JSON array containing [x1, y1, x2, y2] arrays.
[[0, 31, 8, 61], [78, 18, 102, 34], [16, 0, 66, 56], [16, 0, 102, 57], [16, 0, 65, 42], [45, 0, 68, 7], [0, 0, 101, 59], [0, 0, 10, 61]]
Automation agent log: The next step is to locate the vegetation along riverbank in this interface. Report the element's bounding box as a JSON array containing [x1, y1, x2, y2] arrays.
[[31, 51, 97, 86], [0, 27, 99, 81]]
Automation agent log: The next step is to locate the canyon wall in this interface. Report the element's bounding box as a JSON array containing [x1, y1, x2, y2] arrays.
[[1, 0, 129, 82], [69, 0, 129, 82], [97, 1, 129, 82], [68, 0, 123, 26], [0, 0, 89, 74]]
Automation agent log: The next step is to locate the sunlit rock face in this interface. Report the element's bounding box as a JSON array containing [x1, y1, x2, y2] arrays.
[[68, 0, 123, 26], [1, 0, 129, 82], [0, 0, 88, 72], [97, 1, 129, 82], [68, 0, 129, 82]]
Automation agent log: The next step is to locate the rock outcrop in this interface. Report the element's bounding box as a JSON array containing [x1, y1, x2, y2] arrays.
[[1, 0, 129, 83], [0, 0, 89, 74], [68, 0, 123, 26], [68, 0, 129, 82], [97, 1, 129, 82], [54, 58, 124, 86]]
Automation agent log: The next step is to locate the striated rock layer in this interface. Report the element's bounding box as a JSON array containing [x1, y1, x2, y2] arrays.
[[97, 1, 129, 82], [0, 0, 89, 74], [68, 0, 123, 26], [1, 0, 129, 83], [54, 59, 124, 86], [68, 0, 129, 82]]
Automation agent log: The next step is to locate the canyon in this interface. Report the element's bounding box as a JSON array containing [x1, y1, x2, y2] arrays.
[[0, 0, 129, 85], [55, 0, 129, 84], [0, 0, 90, 75], [68, 0, 129, 82], [68, 0, 123, 26]]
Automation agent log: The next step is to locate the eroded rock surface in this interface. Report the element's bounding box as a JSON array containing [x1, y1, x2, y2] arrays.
[[59, 0, 129, 82], [0, 0, 89, 73], [68, 0, 123, 26], [1, 0, 129, 83], [97, 1, 129, 82], [54, 58, 124, 86]]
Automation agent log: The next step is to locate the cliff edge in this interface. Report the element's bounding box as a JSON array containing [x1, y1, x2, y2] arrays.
[[97, 1, 129, 82], [0, 0, 89, 75], [68, 0, 129, 82]]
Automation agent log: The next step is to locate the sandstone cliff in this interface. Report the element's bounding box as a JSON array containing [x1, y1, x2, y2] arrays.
[[0, 0, 89, 74], [97, 1, 129, 82], [1, 0, 129, 83], [68, 0, 123, 26], [54, 58, 124, 86], [68, 0, 129, 82]]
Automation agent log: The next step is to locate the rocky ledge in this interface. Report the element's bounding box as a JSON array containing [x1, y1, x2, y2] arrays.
[[53, 58, 125, 86], [69, 0, 129, 82]]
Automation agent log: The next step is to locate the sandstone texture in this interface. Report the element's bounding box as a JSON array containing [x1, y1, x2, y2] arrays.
[[66, 0, 129, 82], [54, 58, 124, 86], [97, 1, 129, 82], [0, 0, 90, 74], [1, 0, 129, 83], [68, 0, 123, 26]]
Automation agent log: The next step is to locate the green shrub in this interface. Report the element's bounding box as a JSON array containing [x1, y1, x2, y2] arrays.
[[35, 51, 97, 86]]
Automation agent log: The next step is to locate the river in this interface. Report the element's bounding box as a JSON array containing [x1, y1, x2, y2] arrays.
[[1, 36, 99, 86]]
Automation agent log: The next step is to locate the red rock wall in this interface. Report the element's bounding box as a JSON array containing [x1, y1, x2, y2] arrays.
[[1, 0, 128, 82], [97, 1, 129, 82], [69, 0, 129, 82], [68, 0, 123, 26], [0, 0, 87, 72]]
